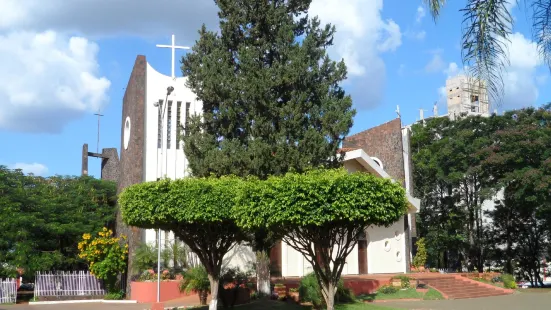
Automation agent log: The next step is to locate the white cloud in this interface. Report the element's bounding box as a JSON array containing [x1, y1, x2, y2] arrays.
[[0, 31, 110, 133], [504, 0, 517, 13], [9, 162, 48, 176], [500, 32, 545, 109], [0, 0, 219, 41], [444, 62, 460, 77], [416, 6, 426, 23], [0, 0, 219, 133], [309, 0, 402, 109], [397, 64, 406, 76], [425, 51, 446, 73], [405, 30, 426, 41], [2, 0, 399, 112]]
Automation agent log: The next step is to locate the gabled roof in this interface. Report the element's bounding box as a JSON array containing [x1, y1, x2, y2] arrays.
[[343, 148, 420, 213]]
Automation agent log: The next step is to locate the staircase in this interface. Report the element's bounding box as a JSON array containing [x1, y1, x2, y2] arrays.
[[417, 276, 513, 299]]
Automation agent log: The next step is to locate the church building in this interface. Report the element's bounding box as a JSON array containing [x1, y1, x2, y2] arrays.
[[82, 37, 420, 276]]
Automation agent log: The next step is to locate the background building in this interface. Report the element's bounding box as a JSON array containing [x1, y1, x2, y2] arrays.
[[445, 74, 490, 120]]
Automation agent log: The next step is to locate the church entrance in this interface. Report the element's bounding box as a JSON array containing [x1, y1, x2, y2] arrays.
[[358, 232, 368, 274]]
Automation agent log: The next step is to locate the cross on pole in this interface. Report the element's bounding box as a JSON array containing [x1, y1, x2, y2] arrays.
[[94, 112, 104, 153], [156, 34, 191, 78]]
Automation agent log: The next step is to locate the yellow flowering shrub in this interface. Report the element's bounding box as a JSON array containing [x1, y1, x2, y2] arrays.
[[78, 227, 128, 292]]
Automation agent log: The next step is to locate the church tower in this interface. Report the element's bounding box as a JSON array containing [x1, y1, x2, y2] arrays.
[[117, 53, 201, 246]]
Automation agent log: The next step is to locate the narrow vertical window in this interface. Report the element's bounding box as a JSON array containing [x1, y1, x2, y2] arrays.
[[167, 101, 172, 149], [157, 99, 163, 149], [185, 102, 191, 137], [176, 101, 182, 149]]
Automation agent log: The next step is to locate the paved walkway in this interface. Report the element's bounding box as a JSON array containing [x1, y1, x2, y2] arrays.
[[2, 291, 549, 310], [0, 294, 208, 310], [382, 291, 551, 310]]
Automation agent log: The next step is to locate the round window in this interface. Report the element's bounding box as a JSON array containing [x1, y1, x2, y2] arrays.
[[384, 240, 391, 252], [395, 230, 401, 241], [396, 251, 402, 262], [123, 117, 131, 150]]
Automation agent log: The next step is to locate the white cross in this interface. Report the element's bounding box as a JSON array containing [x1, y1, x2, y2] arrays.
[[156, 34, 190, 78]]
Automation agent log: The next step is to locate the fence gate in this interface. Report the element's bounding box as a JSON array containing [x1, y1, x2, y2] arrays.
[[0, 278, 17, 304], [34, 271, 105, 298]]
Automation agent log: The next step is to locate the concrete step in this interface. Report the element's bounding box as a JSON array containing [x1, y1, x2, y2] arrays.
[[421, 277, 512, 299]]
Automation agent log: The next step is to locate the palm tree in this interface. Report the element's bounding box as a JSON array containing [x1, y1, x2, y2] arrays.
[[425, 0, 550, 103]]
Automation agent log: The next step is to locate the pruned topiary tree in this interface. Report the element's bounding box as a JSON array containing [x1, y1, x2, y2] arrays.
[[119, 177, 244, 310], [233, 169, 408, 310]]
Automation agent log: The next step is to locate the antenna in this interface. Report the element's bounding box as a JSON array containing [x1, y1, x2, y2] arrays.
[[94, 111, 104, 153], [395, 105, 401, 118]]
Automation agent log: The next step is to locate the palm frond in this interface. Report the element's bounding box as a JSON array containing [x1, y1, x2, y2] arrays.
[[461, 0, 513, 105], [531, 0, 551, 68], [424, 0, 447, 20]]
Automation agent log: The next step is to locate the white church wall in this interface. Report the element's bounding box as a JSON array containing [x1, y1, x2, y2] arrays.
[[281, 241, 312, 277], [142, 62, 202, 245], [367, 217, 407, 274], [222, 243, 256, 272], [343, 159, 364, 173], [343, 243, 359, 275]]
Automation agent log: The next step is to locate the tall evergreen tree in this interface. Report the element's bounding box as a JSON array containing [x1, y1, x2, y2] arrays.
[[181, 0, 354, 296]]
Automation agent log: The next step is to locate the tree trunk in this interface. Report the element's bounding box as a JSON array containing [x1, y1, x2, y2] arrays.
[[199, 290, 208, 305], [208, 275, 219, 310], [320, 282, 336, 310], [256, 251, 271, 296]]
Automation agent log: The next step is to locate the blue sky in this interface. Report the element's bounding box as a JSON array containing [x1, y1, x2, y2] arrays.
[[0, 0, 549, 178]]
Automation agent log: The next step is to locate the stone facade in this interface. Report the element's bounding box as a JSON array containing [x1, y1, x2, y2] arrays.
[[100, 148, 120, 182], [343, 118, 406, 186], [117, 55, 147, 292], [82, 144, 89, 175]]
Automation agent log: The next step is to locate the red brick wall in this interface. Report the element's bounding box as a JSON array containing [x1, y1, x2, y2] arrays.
[[117, 55, 147, 293], [343, 118, 406, 186]]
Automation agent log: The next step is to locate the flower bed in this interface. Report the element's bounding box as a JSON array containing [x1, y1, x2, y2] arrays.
[[130, 281, 194, 303]]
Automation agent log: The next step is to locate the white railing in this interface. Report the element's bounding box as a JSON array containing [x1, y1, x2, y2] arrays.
[[0, 278, 17, 304], [34, 271, 105, 297]]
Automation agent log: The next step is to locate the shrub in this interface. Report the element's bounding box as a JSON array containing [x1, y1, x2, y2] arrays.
[[378, 285, 398, 294], [78, 228, 128, 293], [335, 280, 355, 303], [412, 238, 427, 268], [180, 266, 210, 305], [502, 274, 517, 289], [104, 290, 125, 300], [299, 273, 323, 309], [298, 273, 354, 309], [132, 243, 157, 273]]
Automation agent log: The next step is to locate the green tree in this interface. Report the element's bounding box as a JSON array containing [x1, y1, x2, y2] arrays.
[[411, 115, 503, 271], [412, 106, 551, 280], [482, 107, 551, 285], [0, 168, 117, 280], [119, 177, 244, 310], [181, 0, 354, 295], [234, 169, 408, 310], [424, 0, 551, 102]]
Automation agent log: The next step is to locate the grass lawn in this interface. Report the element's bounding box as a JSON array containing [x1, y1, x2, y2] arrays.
[[189, 299, 404, 310], [357, 288, 444, 302]]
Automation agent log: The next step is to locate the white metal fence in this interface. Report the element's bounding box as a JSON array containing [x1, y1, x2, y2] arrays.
[[34, 271, 105, 297], [0, 278, 17, 304]]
